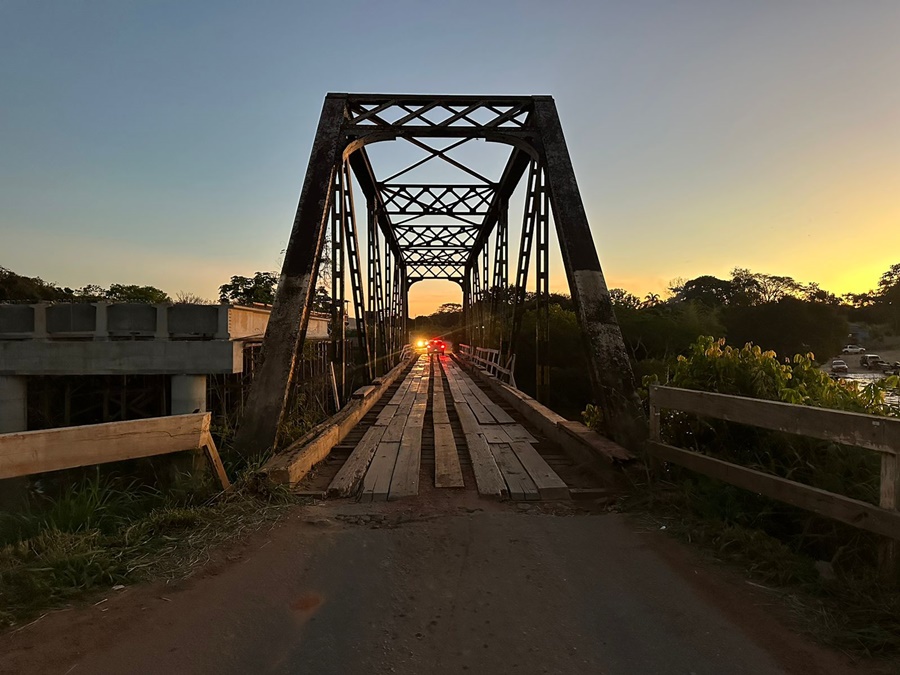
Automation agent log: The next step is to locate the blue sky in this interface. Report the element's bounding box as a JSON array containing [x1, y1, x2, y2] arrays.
[[2, 1, 898, 314]]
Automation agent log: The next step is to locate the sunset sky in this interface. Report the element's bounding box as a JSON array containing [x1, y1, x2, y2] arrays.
[[2, 1, 898, 317]]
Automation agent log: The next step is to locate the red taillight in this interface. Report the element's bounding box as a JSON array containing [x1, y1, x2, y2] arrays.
[[439, 343, 445, 348]]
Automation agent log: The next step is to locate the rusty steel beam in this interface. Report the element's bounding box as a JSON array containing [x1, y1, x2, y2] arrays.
[[532, 96, 646, 452], [234, 94, 347, 457]]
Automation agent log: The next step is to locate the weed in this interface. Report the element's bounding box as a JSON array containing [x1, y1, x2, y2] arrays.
[[0, 461, 296, 628]]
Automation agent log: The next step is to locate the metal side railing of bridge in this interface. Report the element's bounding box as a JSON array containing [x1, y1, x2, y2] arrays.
[[457, 344, 516, 389]]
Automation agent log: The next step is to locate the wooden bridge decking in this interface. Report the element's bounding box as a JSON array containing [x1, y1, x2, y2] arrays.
[[326, 354, 571, 502]]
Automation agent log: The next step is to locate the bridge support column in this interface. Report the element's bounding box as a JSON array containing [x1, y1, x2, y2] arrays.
[[0, 376, 28, 509], [0, 375, 26, 433], [171, 375, 207, 414]]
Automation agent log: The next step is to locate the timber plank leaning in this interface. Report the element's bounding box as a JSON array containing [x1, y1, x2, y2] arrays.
[[0, 413, 229, 490]]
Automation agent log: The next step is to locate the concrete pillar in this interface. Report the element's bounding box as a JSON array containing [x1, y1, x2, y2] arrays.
[[32, 303, 48, 339], [93, 302, 109, 340], [171, 375, 207, 414], [215, 304, 230, 340], [0, 376, 28, 509], [0, 375, 27, 433], [154, 303, 169, 340]]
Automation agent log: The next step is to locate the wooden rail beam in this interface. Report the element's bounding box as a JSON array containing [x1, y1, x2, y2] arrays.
[[649, 441, 900, 541], [0, 413, 229, 490]]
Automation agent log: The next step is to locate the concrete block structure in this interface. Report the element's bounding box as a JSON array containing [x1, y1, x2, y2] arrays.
[[0, 303, 331, 429]]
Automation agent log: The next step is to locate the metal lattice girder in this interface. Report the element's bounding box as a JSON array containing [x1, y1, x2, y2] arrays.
[[236, 93, 646, 459], [345, 95, 533, 135], [393, 225, 480, 250], [380, 184, 494, 225]]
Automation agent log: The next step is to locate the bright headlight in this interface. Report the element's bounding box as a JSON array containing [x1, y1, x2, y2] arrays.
[[417, 340, 425, 347]]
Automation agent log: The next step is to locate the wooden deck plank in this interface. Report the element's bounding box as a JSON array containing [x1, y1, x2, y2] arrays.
[[465, 396, 496, 425], [509, 441, 570, 500], [469, 389, 516, 424], [381, 413, 408, 443], [480, 427, 509, 444], [434, 423, 464, 488], [327, 425, 387, 497], [490, 442, 540, 501], [359, 441, 400, 503], [432, 374, 451, 425], [375, 403, 399, 426], [388, 426, 422, 500], [454, 403, 481, 435], [464, 432, 507, 498], [501, 424, 538, 443], [447, 360, 515, 424]]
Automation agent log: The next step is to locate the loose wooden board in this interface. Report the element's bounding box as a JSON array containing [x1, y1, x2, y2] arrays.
[[501, 424, 538, 443], [490, 442, 540, 501], [327, 425, 387, 497], [434, 423, 464, 488], [389, 426, 422, 500], [509, 441, 569, 500], [464, 432, 507, 498], [360, 441, 400, 503]]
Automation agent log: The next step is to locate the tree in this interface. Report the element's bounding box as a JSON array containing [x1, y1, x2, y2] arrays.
[[174, 291, 214, 304], [218, 272, 278, 305], [105, 284, 171, 304], [609, 288, 641, 309], [673, 275, 733, 307], [877, 263, 900, 295], [722, 297, 846, 361], [437, 302, 462, 314], [311, 286, 332, 313], [0, 267, 70, 302]]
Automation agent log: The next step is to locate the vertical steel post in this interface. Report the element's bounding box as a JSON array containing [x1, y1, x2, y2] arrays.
[[509, 160, 539, 356], [492, 205, 509, 353], [331, 168, 346, 404], [340, 162, 372, 381], [533, 96, 646, 451], [366, 200, 378, 375], [535, 166, 551, 404]]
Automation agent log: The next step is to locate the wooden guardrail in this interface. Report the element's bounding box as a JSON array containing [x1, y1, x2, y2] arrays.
[[457, 344, 516, 387], [648, 385, 900, 548], [0, 413, 230, 489]]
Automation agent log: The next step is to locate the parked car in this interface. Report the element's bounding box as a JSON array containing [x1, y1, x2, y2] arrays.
[[885, 362, 900, 376], [860, 354, 884, 369], [830, 359, 849, 374], [842, 345, 866, 354]]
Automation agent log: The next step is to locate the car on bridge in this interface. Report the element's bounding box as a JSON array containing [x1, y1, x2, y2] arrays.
[[426, 338, 447, 355]]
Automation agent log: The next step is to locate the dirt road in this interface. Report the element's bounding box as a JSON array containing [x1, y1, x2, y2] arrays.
[[0, 498, 878, 675]]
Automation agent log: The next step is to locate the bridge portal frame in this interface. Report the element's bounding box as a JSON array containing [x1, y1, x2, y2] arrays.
[[234, 94, 646, 457]]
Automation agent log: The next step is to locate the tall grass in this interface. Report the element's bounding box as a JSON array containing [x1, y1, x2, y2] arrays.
[[0, 461, 294, 628]]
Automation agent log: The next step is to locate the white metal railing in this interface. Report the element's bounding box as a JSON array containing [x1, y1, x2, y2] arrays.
[[457, 344, 517, 388]]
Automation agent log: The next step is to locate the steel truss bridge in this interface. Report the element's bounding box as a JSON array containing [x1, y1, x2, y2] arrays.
[[235, 94, 645, 456]]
